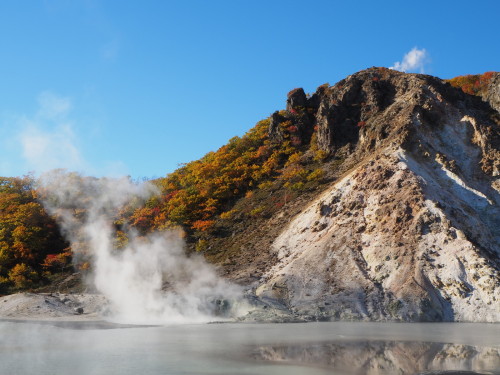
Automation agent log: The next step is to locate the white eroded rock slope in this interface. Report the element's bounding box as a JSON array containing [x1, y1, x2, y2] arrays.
[[256, 70, 500, 322]]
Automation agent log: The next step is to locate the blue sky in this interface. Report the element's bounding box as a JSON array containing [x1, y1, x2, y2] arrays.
[[1, 0, 499, 179]]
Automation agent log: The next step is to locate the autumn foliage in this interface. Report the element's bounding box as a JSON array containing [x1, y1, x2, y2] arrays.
[[120, 114, 318, 236], [0, 176, 69, 292], [447, 72, 495, 96]]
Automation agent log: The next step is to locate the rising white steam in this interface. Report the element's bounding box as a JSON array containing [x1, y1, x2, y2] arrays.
[[390, 47, 429, 73], [39, 170, 244, 324]]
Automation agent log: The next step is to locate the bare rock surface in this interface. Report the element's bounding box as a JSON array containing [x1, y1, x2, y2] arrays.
[[0, 293, 107, 321], [244, 68, 500, 322], [481, 72, 500, 113]]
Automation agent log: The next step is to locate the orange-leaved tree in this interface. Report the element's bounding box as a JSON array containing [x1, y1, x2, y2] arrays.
[[0, 176, 69, 291]]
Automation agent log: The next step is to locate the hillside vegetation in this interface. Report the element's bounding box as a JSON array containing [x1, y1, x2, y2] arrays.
[[447, 71, 496, 96], [0, 68, 498, 294], [0, 176, 69, 292]]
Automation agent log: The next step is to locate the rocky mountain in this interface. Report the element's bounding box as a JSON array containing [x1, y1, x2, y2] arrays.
[[215, 68, 500, 322], [1, 68, 498, 324], [481, 75, 500, 112]]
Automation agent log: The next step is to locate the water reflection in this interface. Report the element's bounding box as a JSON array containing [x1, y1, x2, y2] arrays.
[[2, 321, 499, 375], [252, 341, 500, 375]]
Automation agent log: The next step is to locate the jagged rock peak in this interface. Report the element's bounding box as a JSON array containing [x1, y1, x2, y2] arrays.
[[286, 88, 307, 111], [270, 68, 500, 176]]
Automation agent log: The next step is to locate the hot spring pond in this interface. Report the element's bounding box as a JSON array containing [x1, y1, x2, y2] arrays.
[[0, 321, 499, 375]]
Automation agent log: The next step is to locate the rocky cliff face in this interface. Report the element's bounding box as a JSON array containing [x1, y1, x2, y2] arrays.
[[242, 68, 500, 322], [480, 72, 500, 113]]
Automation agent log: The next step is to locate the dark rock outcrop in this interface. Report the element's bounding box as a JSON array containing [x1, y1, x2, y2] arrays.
[[286, 88, 308, 111], [481, 72, 500, 113], [268, 111, 287, 143], [270, 68, 499, 175]]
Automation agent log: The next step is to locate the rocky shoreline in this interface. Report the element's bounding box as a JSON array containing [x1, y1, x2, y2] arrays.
[[2, 291, 499, 324], [0, 293, 106, 322]]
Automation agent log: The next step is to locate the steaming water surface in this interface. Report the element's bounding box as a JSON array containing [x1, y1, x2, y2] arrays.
[[1, 321, 499, 375]]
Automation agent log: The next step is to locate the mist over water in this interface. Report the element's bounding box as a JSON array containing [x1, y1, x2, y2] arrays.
[[38, 170, 244, 324], [1, 322, 499, 375]]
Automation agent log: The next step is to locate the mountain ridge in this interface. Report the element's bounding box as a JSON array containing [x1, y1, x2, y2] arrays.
[[0, 68, 498, 323], [207, 68, 500, 321]]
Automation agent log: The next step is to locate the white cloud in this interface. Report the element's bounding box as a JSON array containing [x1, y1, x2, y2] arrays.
[[37, 91, 72, 119], [3, 91, 127, 178], [20, 122, 86, 173], [390, 47, 429, 73], [17, 92, 87, 174]]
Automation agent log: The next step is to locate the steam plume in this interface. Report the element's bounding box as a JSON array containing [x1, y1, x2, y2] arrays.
[[39, 170, 244, 324]]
